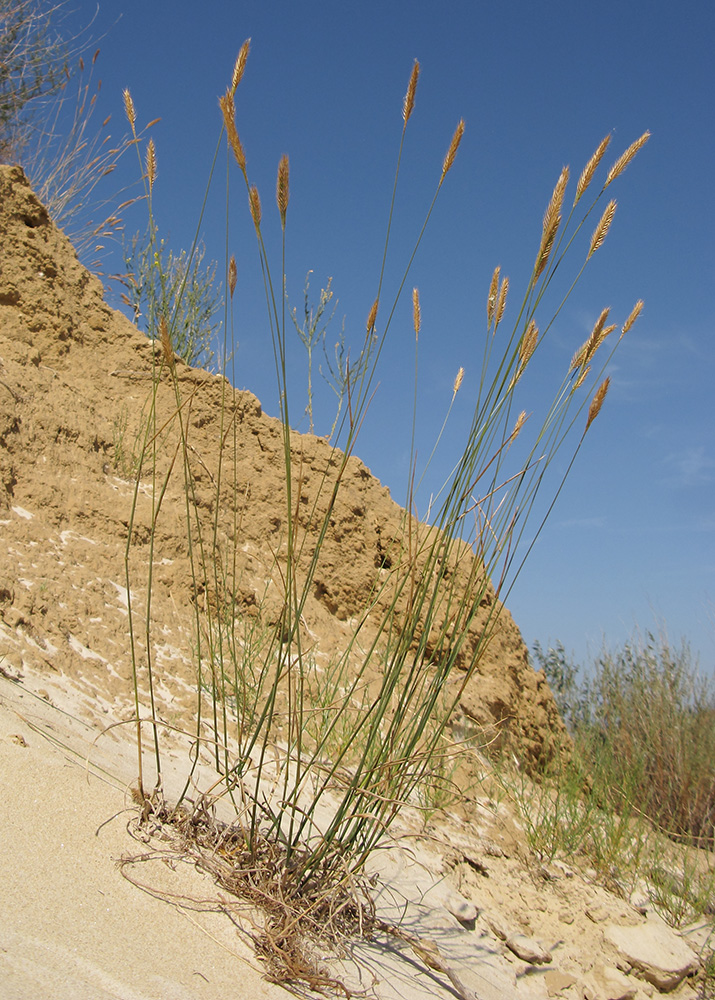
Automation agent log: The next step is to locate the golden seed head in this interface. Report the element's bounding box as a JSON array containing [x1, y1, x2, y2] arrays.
[[412, 287, 421, 337], [520, 320, 539, 366], [510, 410, 527, 442], [228, 255, 237, 299], [231, 39, 251, 95], [123, 88, 136, 131], [276, 154, 289, 227], [574, 134, 611, 205], [574, 364, 591, 389], [159, 316, 174, 370], [586, 377, 610, 430], [569, 341, 588, 372], [145, 138, 157, 191], [487, 265, 500, 325], [588, 199, 617, 258], [249, 185, 261, 230], [506, 408, 528, 444], [453, 366, 464, 395], [220, 91, 246, 172], [441, 119, 465, 179], [367, 298, 379, 333], [622, 299, 644, 335], [403, 60, 420, 123], [495, 275, 509, 328], [535, 166, 569, 279], [571, 307, 613, 371], [606, 131, 651, 186]]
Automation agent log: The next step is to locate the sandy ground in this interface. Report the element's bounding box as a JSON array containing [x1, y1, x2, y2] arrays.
[[0, 675, 291, 1000]]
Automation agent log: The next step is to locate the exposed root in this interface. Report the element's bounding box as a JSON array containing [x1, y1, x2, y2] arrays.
[[122, 787, 377, 997]]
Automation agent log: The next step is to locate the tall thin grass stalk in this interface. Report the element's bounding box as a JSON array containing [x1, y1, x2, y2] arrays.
[[124, 47, 649, 895]]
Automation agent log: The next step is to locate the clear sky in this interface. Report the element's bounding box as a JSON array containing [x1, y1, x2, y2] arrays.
[[53, 0, 714, 673]]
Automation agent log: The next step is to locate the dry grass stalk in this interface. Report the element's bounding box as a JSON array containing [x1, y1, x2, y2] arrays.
[[606, 131, 651, 185], [535, 166, 569, 279], [622, 299, 644, 335], [588, 199, 617, 258], [453, 366, 464, 395], [249, 184, 262, 231], [403, 60, 420, 124], [441, 119, 465, 179], [231, 39, 251, 95], [575, 134, 611, 204], [219, 91, 246, 172], [145, 138, 156, 192], [366, 297, 378, 333], [487, 265, 500, 325], [276, 154, 289, 228], [412, 287, 421, 337], [586, 376, 610, 430], [123, 88, 136, 132], [228, 255, 237, 299]]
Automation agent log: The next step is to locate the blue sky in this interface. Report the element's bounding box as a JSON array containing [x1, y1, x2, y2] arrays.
[[55, 0, 714, 672]]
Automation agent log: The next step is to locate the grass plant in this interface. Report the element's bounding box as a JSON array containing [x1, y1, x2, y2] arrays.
[[494, 630, 715, 936], [120, 44, 650, 988]]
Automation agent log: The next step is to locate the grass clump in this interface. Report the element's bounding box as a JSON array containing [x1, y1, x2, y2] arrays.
[[499, 629, 715, 932], [119, 42, 650, 989]]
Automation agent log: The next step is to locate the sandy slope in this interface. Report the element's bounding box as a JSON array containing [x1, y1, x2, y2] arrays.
[[0, 676, 289, 1000]]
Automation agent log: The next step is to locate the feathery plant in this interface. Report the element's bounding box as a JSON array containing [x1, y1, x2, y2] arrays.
[[289, 271, 337, 433], [122, 43, 649, 905], [122, 226, 222, 369], [1, 1, 155, 270]]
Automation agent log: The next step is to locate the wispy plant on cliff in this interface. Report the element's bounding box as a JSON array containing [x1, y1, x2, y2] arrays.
[[121, 44, 649, 988]]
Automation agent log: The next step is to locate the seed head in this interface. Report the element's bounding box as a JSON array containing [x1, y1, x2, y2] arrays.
[[574, 134, 611, 205], [508, 410, 527, 447], [574, 364, 591, 389], [367, 298, 378, 334], [276, 154, 289, 228], [219, 91, 246, 172], [123, 88, 136, 131], [231, 39, 250, 95], [249, 185, 262, 230], [495, 275, 509, 328], [412, 287, 421, 338], [403, 60, 420, 124], [535, 166, 569, 280], [441, 119, 465, 180], [606, 131, 651, 186], [487, 265, 500, 325], [588, 199, 617, 258], [453, 366, 464, 395], [570, 307, 613, 371], [586, 377, 610, 430], [535, 167, 569, 279], [145, 139, 157, 192], [622, 299, 644, 335], [520, 320, 538, 367], [229, 255, 237, 299]]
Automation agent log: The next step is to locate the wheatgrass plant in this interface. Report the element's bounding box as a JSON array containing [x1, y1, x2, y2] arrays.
[[121, 43, 650, 983]]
